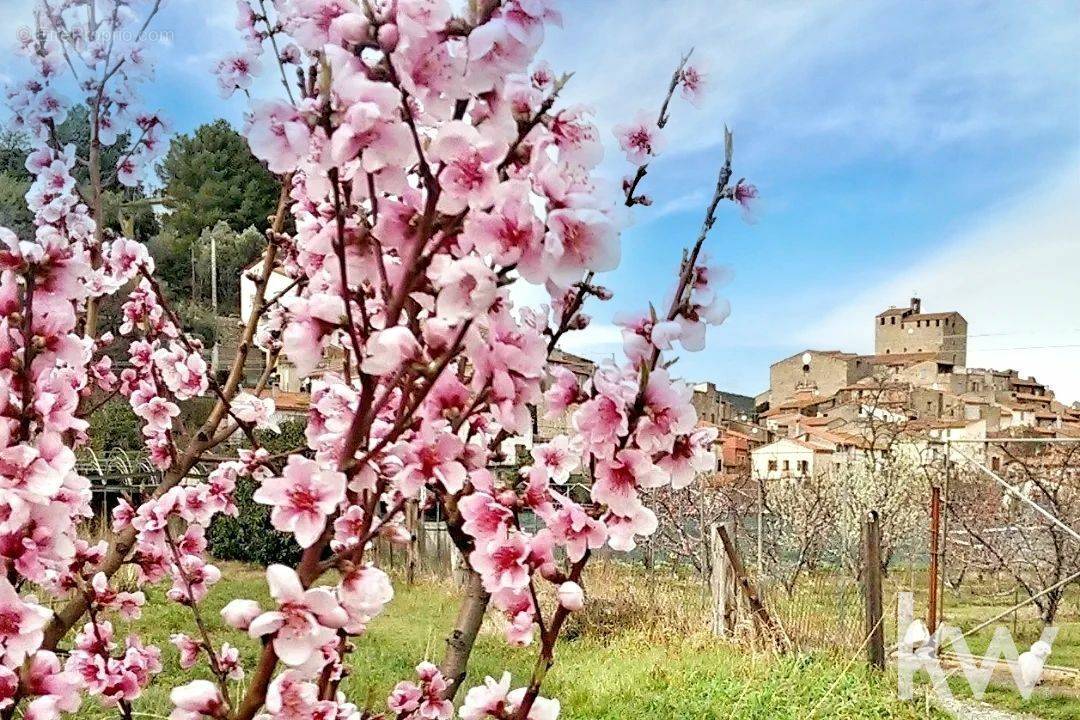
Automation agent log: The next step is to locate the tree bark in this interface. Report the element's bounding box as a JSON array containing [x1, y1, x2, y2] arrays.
[[439, 567, 490, 700]]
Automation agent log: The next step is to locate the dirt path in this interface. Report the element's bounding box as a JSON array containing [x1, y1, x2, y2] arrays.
[[935, 696, 1036, 720]]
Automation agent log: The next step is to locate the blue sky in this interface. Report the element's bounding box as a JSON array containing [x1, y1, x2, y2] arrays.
[[3, 0, 1079, 401]]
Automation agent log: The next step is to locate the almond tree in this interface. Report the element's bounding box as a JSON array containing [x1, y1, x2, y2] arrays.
[[0, 2, 755, 719]]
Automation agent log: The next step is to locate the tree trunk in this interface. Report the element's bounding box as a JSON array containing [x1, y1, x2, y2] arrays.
[[439, 567, 491, 700]]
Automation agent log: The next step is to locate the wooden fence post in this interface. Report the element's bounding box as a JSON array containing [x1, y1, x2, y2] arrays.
[[710, 522, 734, 636], [862, 510, 885, 670]]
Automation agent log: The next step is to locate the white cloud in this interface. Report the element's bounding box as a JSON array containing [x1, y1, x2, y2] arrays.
[[801, 161, 1080, 402], [543, 0, 1079, 167]]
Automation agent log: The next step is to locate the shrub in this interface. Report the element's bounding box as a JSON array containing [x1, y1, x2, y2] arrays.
[[206, 418, 307, 566]]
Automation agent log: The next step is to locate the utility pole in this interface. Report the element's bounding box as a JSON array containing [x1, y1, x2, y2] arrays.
[[210, 231, 219, 375]]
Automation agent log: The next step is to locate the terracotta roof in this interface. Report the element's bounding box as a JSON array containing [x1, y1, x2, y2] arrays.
[[802, 426, 870, 449], [269, 389, 311, 413]]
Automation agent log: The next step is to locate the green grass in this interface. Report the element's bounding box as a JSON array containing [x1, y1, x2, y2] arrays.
[[71, 561, 943, 719]]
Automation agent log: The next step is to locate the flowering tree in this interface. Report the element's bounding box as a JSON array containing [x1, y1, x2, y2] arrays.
[[0, 1, 755, 719]]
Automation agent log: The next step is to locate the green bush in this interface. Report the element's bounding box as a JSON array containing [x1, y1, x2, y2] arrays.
[[88, 400, 143, 452], [206, 476, 303, 567], [206, 418, 308, 567]]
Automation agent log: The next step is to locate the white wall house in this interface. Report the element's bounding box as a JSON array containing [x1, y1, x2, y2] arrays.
[[751, 437, 834, 481]]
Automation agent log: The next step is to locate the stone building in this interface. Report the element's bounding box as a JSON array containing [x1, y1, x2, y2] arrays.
[[767, 350, 872, 406], [875, 297, 967, 365]]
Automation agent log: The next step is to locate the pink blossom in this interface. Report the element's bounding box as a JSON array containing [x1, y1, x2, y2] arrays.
[[134, 397, 180, 433], [170, 634, 201, 669], [543, 207, 619, 288], [215, 52, 262, 98], [246, 100, 311, 174], [613, 110, 665, 165], [361, 326, 421, 376], [392, 425, 467, 497], [338, 565, 394, 627], [462, 180, 544, 269], [470, 530, 532, 592], [531, 435, 582, 483], [678, 63, 707, 105], [605, 505, 659, 552], [572, 394, 628, 459], [280, 293, 345, 377], [428, 121, 505, 213], [231, 392, 280, 433], [592, 449, 667, 516], [427, 254, 498, 322], [248, 565, 347, 667], [0, 576, 52, 664], [459, 671, 511, 720], [252, 455, 346, 548], [458, 492, 513, 541]]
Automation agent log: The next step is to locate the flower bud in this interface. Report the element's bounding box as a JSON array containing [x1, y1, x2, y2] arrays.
[[557, 581, 585, 612], [220, 599, 261, 630], [378, 23, 400, 52]]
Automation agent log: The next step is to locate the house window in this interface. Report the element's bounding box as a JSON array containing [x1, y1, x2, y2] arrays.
[[797, 460, 809, 474], [768, 460, 777, 472], [891, 317, 896, 325], [782, 460, 790, 471]]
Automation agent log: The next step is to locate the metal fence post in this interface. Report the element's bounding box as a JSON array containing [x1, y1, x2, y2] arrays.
[[927, 484, 941, 634], [862, 510, 885, 670]]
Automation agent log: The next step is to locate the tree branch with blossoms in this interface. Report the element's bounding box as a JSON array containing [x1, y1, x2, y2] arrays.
[[0, 2, 757, 720]]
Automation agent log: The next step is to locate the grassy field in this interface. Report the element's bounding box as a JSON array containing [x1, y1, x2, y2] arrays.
[[67, 561, 947, 720]]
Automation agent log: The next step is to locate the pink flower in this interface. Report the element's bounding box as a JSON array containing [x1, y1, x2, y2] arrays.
[[459, 672, 512, 720], [634, 370, 695, 453], [429, 120, 505, 213], [459, 492, 513, 541], [659, 427, 718, 490], [462, 180, 544, 269], [280, 293, 345, 377], [543, 207, 619, 288], [613, 110, 665, 165], [328, 76, 411, 172], [231, 392, 280, 433], [246, 100, 311, 174], [592, 449, 666, 516], [427, 255, 498, 323], [253, 456, 346, 548], [531, 435, 582, 483], [470, 530, 532, 592], [393, 425, 467, 497], [134, 397, 180, 433], [215, 52, 261, 98], [605, 505, 659, 552], [170, 633, 201, 669], [678, 63, 707, 105], [361, 326, 421, 376], [557, 581, 584, 612], [338, 565, 394, 627], [547, 495, 607, 563], [248, 565, 347, 667], [543, 366, 583, 418], [0, 577, 52, 664], [572, 393, 628, 459]]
